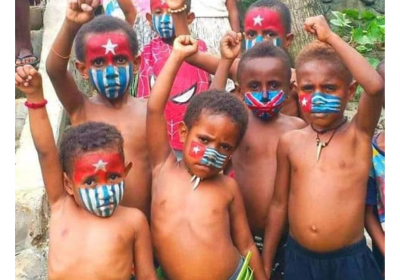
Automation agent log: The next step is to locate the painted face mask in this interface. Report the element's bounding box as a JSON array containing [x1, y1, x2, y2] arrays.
[[189, 141, 227, 169], [86, 33, 134, 99], [244, 8, 285, 50], [73, 153, 126, 217], [151, 0, 175, 39], [244, 90, 285, 120], [299, 92, 341, 114]]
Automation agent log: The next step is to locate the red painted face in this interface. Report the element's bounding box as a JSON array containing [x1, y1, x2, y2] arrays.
[[244, 8, 285, 39], [73, 153, 125, 186], [85, 32, 133, 68], [151, 0, 169, 11]]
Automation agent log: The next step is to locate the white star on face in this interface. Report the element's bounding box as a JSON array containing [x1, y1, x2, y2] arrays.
[[301, 97, 308, 106], [102, 39, 118, 55], [93, 160, 108, 172], [192, 146, 201, 154], [253, 15, 264, 26]]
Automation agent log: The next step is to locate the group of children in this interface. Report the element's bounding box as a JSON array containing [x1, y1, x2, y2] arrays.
[[14, 0, 385, 279]]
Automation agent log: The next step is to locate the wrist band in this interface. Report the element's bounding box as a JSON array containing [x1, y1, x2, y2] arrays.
[[168, 4, 187, 14], [51, 46, 70, 59], [25, 99, 48, 109]]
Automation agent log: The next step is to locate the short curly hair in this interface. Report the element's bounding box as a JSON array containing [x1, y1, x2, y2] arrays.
[[248, 0, 291, 34], [295, 40, 353, 84], [60, 122, 124, 175], [74, 15, 138, 63], [183, 90, 249, 145]]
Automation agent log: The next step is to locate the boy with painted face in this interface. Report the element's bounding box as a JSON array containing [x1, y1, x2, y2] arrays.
[[137, 0, 210, 159], [263, 16, 384, 280], [15, 65, 157, 280], [210, 32, 305, 280], [147, 35, 266, 279], [46, 0, 152, 220]]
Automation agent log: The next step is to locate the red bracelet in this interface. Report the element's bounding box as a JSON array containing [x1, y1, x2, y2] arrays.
[[25, 99, 48, 109]]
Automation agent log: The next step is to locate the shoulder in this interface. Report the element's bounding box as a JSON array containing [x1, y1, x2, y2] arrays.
[[279, 127, 308, 149], [279, 114, 307, 129], [119, 206, 149, 229]]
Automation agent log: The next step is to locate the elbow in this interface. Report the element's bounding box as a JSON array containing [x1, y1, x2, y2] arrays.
[[371, 76, 385, 96]]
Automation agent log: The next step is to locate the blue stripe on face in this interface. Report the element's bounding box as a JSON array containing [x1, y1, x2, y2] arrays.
[[102, 185, 110, 217], [311, 92, 341, 114], [105, 65, 117, 99], [152, 14, 175, 39], [200, 148, 227, 169], [245, 35, 264, 50], [117, 64, 132, 97], [273, 37, 282, 47]]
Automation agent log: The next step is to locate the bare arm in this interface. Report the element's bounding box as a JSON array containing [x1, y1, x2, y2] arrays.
[[117, 0, 137, 26], [15, 66, 65, 206], [304, 16, 384, 136], [133, 211, 158, 280], [262, 133, 291, 278], [146, 36, 198, 169], [229, 179, 266, 280], [226, 0, 240, 33], [364, 205, 385, 256]]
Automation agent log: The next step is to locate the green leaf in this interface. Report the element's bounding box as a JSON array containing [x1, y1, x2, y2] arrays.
[[367, 21, 382, 42], [366, 57, 380, 68], [352, 27, 364, 42], [354, 34, 373, 45], [342, 9, 360, 20], [356, 45, 372, 53], [379, 25, 385, 35], [330, 19, 345, 27], [362, 10, 376, 20]]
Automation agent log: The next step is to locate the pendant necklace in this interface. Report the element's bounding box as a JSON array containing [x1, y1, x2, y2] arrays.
[[180, 160, 203, 190], [311, 117, 348, 161]]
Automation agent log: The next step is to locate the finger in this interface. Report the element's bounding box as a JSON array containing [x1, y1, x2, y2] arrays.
[[15, 74, 25, 85], [16, 66, 28, 79], [81, 3, 93, 12], [91, 0, 100, 8], [69, 0, 79, 10], [237, 32, 243, 42], [28, 65, 37, 77]]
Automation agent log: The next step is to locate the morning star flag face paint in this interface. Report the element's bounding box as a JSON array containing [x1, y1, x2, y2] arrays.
[[244, 8, 285, 50], [189, 141, 227, 169], [79, 182, 124, 217], [85, 33, 134, 99], [299, 92, 341, 114], [152, 14, 175, 39], [244, 90, 286, 121], [151, 0, 169, 11]]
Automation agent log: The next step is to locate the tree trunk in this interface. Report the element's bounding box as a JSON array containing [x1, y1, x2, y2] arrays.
[[279, 0, 325, 63]]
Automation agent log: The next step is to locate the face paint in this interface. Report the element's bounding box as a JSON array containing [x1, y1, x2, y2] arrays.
[[152, 13, 175, 39], [244, 8, 285, 50], [299, 92, 341, 114], [151, 0, 169, 11], [189, 141, 227, 169], [73, 153, 126, 217], [85, 33, 134, 99], [244, 90, 285, 120], [79, 182, 124, 217]]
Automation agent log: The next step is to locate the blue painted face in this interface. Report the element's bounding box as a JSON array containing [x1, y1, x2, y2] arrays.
[[200, 148, 227, 169], [89, 63, 133, 99], [311, 92, 341, 114], [79, 182, 124, 217], [244, 90, 286, 121], [245, 36, 282, 50], [152, 13, 175, 39]]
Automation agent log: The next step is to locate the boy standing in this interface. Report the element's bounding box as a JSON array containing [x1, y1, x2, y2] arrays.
[[262, 16, 384, 280], [46, 1, 152, 219], [147, 34, 265, 279], [15, 65, 157, 280]]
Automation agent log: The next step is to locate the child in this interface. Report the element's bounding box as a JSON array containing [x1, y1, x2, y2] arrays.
[[137, 0, 210, 159], [262, 16, 384, 280], [210, 32, 306, 280], [147, 35, 266, 279], [15, 65, 157, 280], [46, 1, 152, 219], [365, 60, 385, 274]]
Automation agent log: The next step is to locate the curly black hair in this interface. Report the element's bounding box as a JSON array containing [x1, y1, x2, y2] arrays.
[[237, 41, 292, 83], [60, 122, 124, 175], [248, 0, 291, 34], [75, 15, 138, 63], [183, 90, 249, 145]]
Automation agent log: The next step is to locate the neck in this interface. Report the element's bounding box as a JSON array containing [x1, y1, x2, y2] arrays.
[[97, 92, 130, 108], [311, 116, 347, 133], [162, 37, 175, 46]]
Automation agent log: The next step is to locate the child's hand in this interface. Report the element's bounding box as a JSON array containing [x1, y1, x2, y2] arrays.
[[66, 0, 99, 25], [15, 65, 43, 97], [165, 0, 186, 10], [173, 35, 198, 60], [303, 15, 333, 42], [220, 31, 242, 61]]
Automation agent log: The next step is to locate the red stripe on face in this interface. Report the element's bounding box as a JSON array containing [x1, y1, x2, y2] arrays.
[[299, 94, 312, 113], [189, 141, 206, 159], [244, 8, 285, 38], [151, 0, 169, 11], [73, 153, 125, 185], [85, 32, 133, 67]]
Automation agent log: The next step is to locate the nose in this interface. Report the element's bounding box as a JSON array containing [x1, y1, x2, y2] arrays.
[[261, 90, 269, 101], [161, 14, 171, 24], [105, 65, 118, 78]]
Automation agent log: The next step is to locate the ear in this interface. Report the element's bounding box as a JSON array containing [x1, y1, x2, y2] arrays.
[[75, 61, 89, 80], [284, 33, 294, 49], [132, 55, 141, 74], [347, 80, 358, 101], [187, 12, 195, 24], [146, 13, 153, 26], [124, 162, 133, 177], [178, 122, 188, 143], [63, 172, 75, 196]]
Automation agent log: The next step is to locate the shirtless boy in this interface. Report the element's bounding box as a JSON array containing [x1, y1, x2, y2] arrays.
[[15, 65, 156, 280], [262, 16, 384, 279], [46, 0, 151, 218], [211, 32, 305, 279], [147, 35, 265, 279]]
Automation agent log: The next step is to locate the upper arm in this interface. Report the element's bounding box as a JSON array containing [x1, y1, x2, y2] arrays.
[[117, 0, 137, 25], [226, 0, 240, 32], [133, 211, 157, 279]]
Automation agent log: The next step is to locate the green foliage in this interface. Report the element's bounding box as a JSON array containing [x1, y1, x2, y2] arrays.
[[240, 0, 259, 11]]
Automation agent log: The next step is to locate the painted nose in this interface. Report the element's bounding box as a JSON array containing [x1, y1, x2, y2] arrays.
[[105, 65, 118, 78], [261, 91, 269, 101]]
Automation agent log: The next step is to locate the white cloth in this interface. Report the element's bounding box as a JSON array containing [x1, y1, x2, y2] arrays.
[[191, 0, 229, 17]]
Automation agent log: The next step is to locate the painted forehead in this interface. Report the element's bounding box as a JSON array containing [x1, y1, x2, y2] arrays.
[[151, 0, 169, 11], [73, 153, 125, 183], [245, 8, 285, 36], [85, 32, 133, 61]]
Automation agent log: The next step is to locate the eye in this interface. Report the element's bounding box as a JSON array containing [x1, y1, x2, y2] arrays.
[[249, 82, 260, 91], [269, 81, 280, 90], [93, 58, 104, 67], [109, 173, 120, 181], [199, 136, 208, 144], [324, 85, 337, 92], [84, 178, 96, 187], [221, 144, 232, 152], [263, 30, 277, 38], [115, 56, 127, 64], [246, 30, 257, 39], [301, 85, 313, 92]]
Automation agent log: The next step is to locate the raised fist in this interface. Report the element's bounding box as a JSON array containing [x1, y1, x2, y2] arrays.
[[303, 15, 334, 42], [220, 31, 242, 60], [66, 0, 100, 25]]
